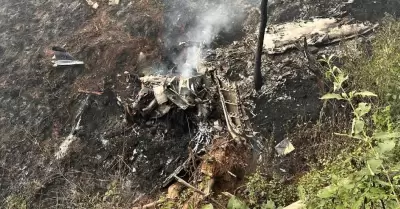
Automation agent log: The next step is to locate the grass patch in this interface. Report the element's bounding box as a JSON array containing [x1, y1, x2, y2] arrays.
[[346, 16, 400, 106], [296, 21, 400, 208], [4, 195, 27, 209], [236, 17, 400, 209]]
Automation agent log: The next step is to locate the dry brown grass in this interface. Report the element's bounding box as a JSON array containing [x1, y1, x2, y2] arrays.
[[54, 3, 164, 97]]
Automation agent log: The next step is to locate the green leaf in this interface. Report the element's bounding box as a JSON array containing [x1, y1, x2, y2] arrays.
[[261, 201, 276, 209], [202, 203, 214, 209], [351, 197, 365, 209], [340, 178, 355, 190], [365, 188, 387, 200], [372, 132, 400, 140], [385, 200, 400, 209], [227, 196, 249, 209], [349, 90, 356, 98], [333, 73, 348, 91], [367, 159, 383, 175], [352, 119, 365, 135], [355, 103, 371, 117], [320, 93, 343, 100], [378, 140, 396, 154], [354, 91, 378, 97], [317, 185, 337, 198], [376, 179, 391, 187]]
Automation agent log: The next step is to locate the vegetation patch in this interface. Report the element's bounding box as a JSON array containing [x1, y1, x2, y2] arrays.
[[227, 17, 400, 209]]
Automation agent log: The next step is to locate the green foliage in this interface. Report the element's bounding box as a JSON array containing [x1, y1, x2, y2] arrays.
[[260, 201, 282, 209], [374, 106, 395, 132], [299, 55, 400, 208], [345, 16, 400, 118], [245, 170, 297, 207], [102, 180, 121, 203], [159, 189, 192, 209], [5, 195, 27, 209], [227, 196, 249, 209], [201, 203, 214, 209]]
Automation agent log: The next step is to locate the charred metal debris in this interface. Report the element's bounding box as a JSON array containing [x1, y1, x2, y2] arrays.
[[113, 42, 256, 190], [119, 44, 254, 143]]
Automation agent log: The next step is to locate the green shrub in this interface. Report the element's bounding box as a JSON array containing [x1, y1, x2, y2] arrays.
[[298, 55, 400, 208]]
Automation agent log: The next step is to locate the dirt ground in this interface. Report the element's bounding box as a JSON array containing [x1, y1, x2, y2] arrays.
[[0, 0, 399, 208]]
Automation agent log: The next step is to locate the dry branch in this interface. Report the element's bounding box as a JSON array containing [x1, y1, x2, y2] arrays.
[[78, 89, 103, 95], [173, 175, 225, 208], [131, 199, 167, 209], [173, 175, 206, 196]]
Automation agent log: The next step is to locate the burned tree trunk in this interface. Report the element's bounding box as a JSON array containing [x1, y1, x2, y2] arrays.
[[254, 0, 268, 90]]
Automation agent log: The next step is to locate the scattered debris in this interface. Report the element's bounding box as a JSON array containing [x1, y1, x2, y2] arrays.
[[86, 0, 99, 9], [191, 122, 213, 153], [133, 73, 210, 117], [151, 104, 172, 119], [55, 135, 77, 160], [51, 60, 84, 67], [173, 175, 224, 209], [264, 18, 379, 54], [214, 71, 252, 140], [108, 0, 119, 5], [78, 89, 103, 96], [45, 47, 85, 67], [275, 138, 295, 156], [132, 199, 167, 209], [213, 120, 223, 131], [55, 96, 89, 160]]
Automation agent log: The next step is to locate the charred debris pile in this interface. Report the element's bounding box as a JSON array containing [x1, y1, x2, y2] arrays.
[[120, 41, 255, 187]]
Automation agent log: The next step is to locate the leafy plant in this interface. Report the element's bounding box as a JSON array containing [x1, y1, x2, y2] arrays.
[[245, 170, 297, 207], [201, 203, 214, 209], [5, 195, 27, 209], [227, 196, 249, 209], [300, 55, 400, 208]]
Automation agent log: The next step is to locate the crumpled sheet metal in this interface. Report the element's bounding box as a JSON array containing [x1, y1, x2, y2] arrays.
[[134, 74, 207, 116], [264, 18, 378, 54], [153, 85, 168, 105], [275, 138, 295, 156], [52, 60, 84, 67], [214, 71, 252, 140]]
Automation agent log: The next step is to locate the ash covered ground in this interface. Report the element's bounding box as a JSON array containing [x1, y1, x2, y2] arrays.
[[0, 0, 399, 208]]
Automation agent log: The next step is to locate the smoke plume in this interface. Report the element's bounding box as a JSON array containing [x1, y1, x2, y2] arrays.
[[163, 1, 245, 78]]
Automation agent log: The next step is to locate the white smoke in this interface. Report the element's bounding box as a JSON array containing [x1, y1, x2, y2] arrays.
[[188, 5, 237, 44], [174, 3, 244, 78]]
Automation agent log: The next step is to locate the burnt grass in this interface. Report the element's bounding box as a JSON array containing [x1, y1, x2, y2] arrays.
[[1, 0, 399, 208]]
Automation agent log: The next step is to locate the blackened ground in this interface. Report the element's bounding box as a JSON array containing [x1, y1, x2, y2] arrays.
[[1, 0, 400, 208], [250, 0, 400, 141], [0, 0, 190, 207]]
